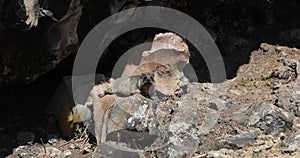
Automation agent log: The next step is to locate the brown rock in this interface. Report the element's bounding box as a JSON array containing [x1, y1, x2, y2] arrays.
[[93, 95, 115, 144], [121, 32, 190, 78]]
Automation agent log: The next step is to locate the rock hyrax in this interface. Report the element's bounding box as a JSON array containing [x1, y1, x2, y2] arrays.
[[104, 73, 155, 98]]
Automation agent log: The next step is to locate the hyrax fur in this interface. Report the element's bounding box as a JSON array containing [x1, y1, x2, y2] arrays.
[[104, 73, 155, 98]]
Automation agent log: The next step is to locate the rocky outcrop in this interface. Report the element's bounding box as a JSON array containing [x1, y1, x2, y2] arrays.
[[90, 43, 300, 157]]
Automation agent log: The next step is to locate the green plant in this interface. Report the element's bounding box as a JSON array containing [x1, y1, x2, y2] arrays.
[[278, 141, 288, 148]]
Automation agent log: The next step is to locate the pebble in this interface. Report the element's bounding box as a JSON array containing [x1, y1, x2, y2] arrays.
[[69, 144, 78, 149], [48, 138, 58, 145], [62, 150, 72, 157], [260, 43, 270, 51], [253, 144, 272, 153]]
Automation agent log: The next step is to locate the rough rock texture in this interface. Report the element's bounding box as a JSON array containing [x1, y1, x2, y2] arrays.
[[285, 130, 300, 148], [4, 44, 300, 158], [92, 44, 300, 157], [230, 103, 294, 135], [2, 0, 300, 158], [217, 130, 258, 149], [248, 103, 294, 135], [90, 33, 190, 148]]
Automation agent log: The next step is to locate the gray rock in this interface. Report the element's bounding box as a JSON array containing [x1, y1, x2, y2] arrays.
[[248, 103, 294, 135], [217, 130, 258, 149], [231, 103, 294, 135], [282, 144, 297, 153], [253, 144, 272, 153], [105, 94, 157, 141], [276, 77, 300, 117], [168, 95, 200, 158], [106, 130, 158, 150], [285, 130, 300, 148], [16, 131, 35, 145], [92, 142, 143, 158]]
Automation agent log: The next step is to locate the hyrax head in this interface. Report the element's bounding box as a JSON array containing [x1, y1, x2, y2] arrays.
[[141, 73, 155, 84], [139, 73, 155, 98]]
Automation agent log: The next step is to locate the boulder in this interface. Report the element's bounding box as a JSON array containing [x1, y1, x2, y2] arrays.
[[217, 130, 258, 149]]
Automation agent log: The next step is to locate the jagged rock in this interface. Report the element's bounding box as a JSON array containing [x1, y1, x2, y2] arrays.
[[121, 33, 189, 76], [91, 93, 158, 156], [231, 103, 294, 135], [92, 94, 115, 144], [106, 130, 158, 150], [92, 141, 143, 158], [248, 103, 294, 135], [92, 93, 158, 145], [284, 130, 300, 148], [275, 60, 300, 117], [217, 130, 258, 149], [105, 94, 155, 132], [167, 93, 200, 157], [89, 33, 191, 146], [276, 83, 300, 117]]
